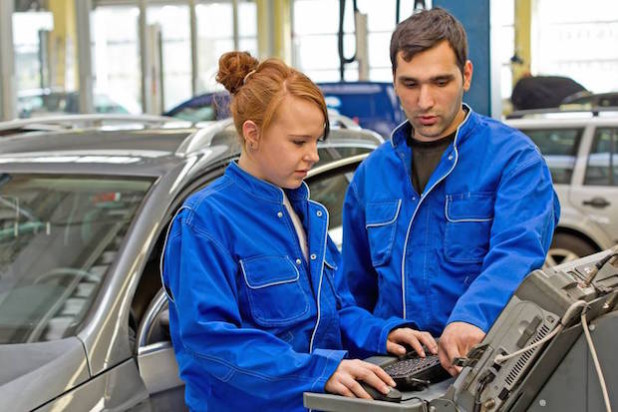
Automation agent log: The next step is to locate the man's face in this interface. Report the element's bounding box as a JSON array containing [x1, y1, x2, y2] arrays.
[[393, 40, 473, 142]]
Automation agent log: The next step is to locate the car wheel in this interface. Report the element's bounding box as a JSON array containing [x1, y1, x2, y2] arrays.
[[545, 233, 597, 268]]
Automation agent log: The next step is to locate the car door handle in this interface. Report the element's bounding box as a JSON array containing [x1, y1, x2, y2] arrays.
[[583, 197, 611, 208]]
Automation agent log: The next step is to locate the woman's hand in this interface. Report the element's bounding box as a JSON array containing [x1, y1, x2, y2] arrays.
[[325, 359, 396, 399]]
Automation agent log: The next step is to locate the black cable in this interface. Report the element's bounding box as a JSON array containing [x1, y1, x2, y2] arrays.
[[583, 252, 618, 287], [396, 0, 400, 24], [338, 0, 358, 81], [397, 0, 427, 25], [472, 371, 495, 412], [400, 395, 429, 405], [595, 253, 618, 270]]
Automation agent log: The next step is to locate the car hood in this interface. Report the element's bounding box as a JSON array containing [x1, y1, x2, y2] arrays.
[[0, 337, 90, 411]]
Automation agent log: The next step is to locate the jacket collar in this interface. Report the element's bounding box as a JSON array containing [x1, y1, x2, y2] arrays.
[[225, 161, 309, 204], [391, 103, 477, 149]]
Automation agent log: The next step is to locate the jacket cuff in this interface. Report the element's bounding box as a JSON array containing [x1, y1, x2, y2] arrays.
[[446, 312, 490, 333], [310, 349, 348, 393], [378, 317, 418, 354]]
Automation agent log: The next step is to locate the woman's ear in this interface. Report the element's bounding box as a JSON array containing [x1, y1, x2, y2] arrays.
[[242, 120, 260, 151]]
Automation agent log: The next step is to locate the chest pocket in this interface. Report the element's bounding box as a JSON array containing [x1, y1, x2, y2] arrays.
[[444, 193, 495, 264], [240, 255, 310, 327], [366, 200, 402, 267]]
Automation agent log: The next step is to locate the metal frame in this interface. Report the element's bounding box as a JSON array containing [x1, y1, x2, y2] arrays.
[[0, 114, 179, 133], [76, 0, 95, 114], [0, 0, 16, 121], [507, 106, 618, 119], [139, 0, 154, 114]]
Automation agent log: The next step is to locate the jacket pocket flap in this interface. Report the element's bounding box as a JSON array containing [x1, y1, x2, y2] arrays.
[[240, 256, 299, 289], [366, 200, 402, 228], [446, 193, 495, 222]]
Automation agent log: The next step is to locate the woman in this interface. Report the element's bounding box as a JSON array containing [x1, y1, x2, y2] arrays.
[[162, 51, 436, 411]]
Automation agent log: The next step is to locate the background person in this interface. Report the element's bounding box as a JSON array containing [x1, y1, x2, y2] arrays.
[[162, 51, 436, 411], [340, 8, 560, 376]]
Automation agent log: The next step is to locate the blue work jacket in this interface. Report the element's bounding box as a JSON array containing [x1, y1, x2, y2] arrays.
[[162, 162, 409, 412], [341, 106, 560, 336]]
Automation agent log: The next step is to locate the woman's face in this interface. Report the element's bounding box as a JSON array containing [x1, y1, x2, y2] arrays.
[[246, 95, 325, 189]]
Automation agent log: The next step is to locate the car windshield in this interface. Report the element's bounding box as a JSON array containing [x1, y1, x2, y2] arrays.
[[0, 174, 153, 344]]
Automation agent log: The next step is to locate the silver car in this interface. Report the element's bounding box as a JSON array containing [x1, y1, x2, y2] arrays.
[[507, 112, 618, 265], [0, 115, 381, 411]]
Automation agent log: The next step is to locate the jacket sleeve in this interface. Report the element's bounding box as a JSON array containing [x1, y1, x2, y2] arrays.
[[447, 152, 560, 332], [327, 237, 412, 358], [340, 176, 379, 311], [162, 209, 346, 403]]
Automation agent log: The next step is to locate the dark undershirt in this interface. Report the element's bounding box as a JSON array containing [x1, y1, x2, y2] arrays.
[[407, 131, 455, 195]]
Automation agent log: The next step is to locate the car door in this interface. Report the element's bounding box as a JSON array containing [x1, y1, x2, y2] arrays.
[[128, 168, 231, 412], [306, 154, 367, 249], [569, 124, 618, 244]]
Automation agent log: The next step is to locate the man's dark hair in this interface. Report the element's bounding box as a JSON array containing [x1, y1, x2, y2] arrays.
[[390, 7, 468, 74]]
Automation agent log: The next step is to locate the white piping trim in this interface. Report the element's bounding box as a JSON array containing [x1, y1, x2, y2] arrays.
[[324, 260, 337, 270], [239, 257, 300, 289], [444, 196, 493, 223], [365, 199, 403, 228], [159, 205, 191, 303], [308, 200, 329, 353], [399, 108, 471, 318], [389, 119, 410, 148]]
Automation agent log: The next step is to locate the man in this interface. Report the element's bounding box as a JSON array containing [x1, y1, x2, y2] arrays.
[[340, 8, 560, 376]]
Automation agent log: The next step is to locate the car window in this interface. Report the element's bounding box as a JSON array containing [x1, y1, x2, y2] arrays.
[[306, 164, 358, 248], [518, 128, 583, 184], [0, 174, 153, 344], [584, 128, 618, 186]]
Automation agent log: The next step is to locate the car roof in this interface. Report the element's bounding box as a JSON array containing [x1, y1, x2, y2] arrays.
[[0, 116, 382, 176], [506, 106, 618, 121], [506, 113, 618, 128]]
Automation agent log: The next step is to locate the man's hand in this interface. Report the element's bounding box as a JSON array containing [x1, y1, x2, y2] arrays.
[[387, 328, 437, 357], [438, 322, 485, 376], [325, 359, 396, 399]]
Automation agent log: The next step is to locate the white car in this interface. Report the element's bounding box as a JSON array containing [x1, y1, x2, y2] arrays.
[[507, 111, 618, 265]]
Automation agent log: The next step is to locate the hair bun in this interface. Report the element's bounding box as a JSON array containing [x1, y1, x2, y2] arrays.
[[216, 51, 259, 95]]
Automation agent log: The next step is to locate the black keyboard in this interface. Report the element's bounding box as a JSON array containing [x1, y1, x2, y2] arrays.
[[382, 354, 450, 391]]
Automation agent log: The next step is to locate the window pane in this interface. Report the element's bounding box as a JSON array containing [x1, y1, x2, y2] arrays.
[[0, 174, 153, 343], [13, 11, 54, 95], [239, 2, 258, 37], [196, 2, 237, 93], [296, 34, 345, 70], [147, 5, 192, 111], [294, 0, 342, 35], [585, 128, 618, 186], [519, 128, 582, 184], [357, 0, 396, 31], [293, 0, 398, 82], [533, 0, 618, 93], [367, 32, 391, 69], [307, 168, 355, 231], [91, 6, 142, 113]]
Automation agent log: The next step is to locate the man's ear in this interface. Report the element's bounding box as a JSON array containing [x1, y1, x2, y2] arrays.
[[242, 120, 260, 149], [463, 60, 473, 92]]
